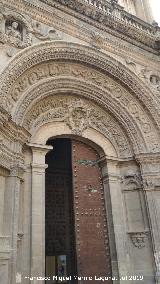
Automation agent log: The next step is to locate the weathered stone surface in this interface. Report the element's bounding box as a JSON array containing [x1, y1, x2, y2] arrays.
[[0, 0, 159, 284]]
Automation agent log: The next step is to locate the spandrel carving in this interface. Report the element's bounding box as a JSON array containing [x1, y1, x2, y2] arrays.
[[32, 21, 61, 41]]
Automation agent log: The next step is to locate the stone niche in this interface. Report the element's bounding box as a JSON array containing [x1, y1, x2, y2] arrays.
[[0, 7, 32, 48]]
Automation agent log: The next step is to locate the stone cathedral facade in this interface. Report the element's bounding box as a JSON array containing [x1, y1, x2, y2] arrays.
[[0, 0, 160, 284]]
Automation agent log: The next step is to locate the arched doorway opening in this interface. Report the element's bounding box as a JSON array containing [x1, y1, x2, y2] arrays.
[[45, 137, 112, 283], [45, 138, 77, 283]]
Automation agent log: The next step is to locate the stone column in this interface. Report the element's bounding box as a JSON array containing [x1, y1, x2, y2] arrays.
[[104, 159, 131, 283], [28, 144, 52, 284], [99, 158, 119, 283], [0, 168, 7, 234], [134, 0, 154, 23], [136, 154, 160, 284], [134, 0, 146, 21], [3, 164, 24, 284], [143, 0, 154, 23], [0, 167, 10, 284]]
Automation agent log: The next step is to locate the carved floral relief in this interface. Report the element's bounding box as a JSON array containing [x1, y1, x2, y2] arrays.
[[22, 95, 132, 157], [8, 62, 159, 153], [129, 232, 149, 249]]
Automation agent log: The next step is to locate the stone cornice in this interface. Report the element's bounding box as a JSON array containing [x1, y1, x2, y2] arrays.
[[1, 0, 160, 63], [39, 0, 160, 53], [1, 0, 160, 54], [0, 121, 30, 170], [1, 120, 31, 145], [135, 153, 160, 164]]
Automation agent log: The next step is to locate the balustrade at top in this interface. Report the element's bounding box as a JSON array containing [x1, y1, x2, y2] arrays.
[[55, 0, 160, 38]]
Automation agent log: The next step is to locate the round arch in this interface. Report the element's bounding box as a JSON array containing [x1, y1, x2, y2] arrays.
[[0, 41, 159, 156], [0, 41, 159, 127], [30, 121, 118, 158]]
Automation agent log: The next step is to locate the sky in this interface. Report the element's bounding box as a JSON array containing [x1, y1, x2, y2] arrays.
[[150, 0, 160, 25]]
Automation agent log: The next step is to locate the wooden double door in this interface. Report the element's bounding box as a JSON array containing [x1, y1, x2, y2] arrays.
[[45, 138, 112, 283]]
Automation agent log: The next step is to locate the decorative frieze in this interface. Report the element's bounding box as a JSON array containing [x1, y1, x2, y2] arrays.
[[42, 0, 160, 50], [32, 20, 61, 41], [0, 0, 159, 54], [1, 43, 159, 146], [136, 154, 160, 191], [7, 60, 159, 153], [24, 96, 132, 157]]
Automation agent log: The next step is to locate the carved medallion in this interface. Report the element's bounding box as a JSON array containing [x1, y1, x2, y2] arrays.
[[65, 99, 90, 135]]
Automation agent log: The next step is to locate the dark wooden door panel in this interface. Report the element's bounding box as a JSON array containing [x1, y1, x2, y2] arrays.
[[72, 140, 112, 283]]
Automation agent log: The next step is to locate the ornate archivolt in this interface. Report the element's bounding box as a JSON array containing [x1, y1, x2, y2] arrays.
[[0, 42, 159, 119], [22, 95, 133, 158], [0, 42, 160, 157], [10, 60, 159, 154]]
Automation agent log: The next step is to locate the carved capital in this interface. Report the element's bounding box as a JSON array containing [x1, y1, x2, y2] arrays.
[[0, 166, 9, 177], [28, 143, 53, 166], [10, 163, 25, 179], [121, 173, 142, 191]]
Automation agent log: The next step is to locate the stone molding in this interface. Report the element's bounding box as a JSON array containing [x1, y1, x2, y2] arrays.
[[0, 40, 158, 155], [23, 96, 133, 158], [31, 163, 48, 171], [28, 143, 53, 169], [0, 42, 159, 129], [35, 0, 160, 52], [135, 154, 160, 191], [1, 0, 159, 77], [0, 42, 159, 157], [142, 177, 160, 191], [16, 86, 159, 154], [121, 173, 142, 191]]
